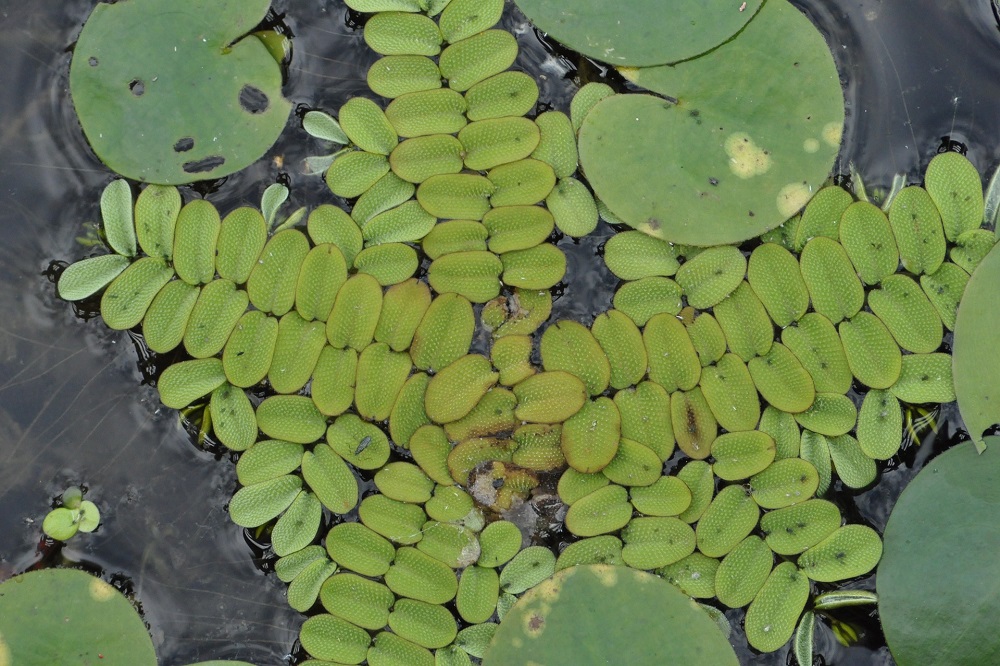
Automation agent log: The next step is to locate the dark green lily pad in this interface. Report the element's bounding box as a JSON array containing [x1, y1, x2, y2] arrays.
[[0, 568, 157, 665], [878, 438, 1000, 665], [578, 0, 843, 246], [512, 0, 762, 67], [953, 242, 1000, 452], [70, 0, 291, 184], [482, 565, 738, 665]]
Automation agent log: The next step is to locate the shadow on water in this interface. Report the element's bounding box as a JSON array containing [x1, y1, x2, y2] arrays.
[[0, 0, 997, 664]]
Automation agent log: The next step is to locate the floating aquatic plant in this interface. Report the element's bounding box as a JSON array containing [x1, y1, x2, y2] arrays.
[[878, 438, 1000, 664], [70, 0, 291, 184], [41, 486, 100, 541], [0, 568, 254, 666], [576, 0, 844, 246], [48, 0, 1000, 662]]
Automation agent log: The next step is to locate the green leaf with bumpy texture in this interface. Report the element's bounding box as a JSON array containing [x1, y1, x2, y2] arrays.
[[70, 0, 290, 184], [135, 184, 181, 261], [301, 444, 358, 514], [715, 535, 773, 609], [247, 229, 310, 316], [921, 262, 969, 332], [325, 521, 395, 578], [410, 293, 475, 371], [58, 254, 131, 301], [839, 312, 902, 390], [888, 186, 946, 275], [700, 353, 760, 433], [228, 474, 302, 527], [744, 562, 810, 652], [101, 256, 174, 330], [856, 389, 902, 460], [158, 358, 227, 410], [674, 245, 746, 309], [224, 310, 278, 388], [799, 236, 864, 324], [386, 89, 468, 138], [781, 312, 853, 395], [613, 277, 683, 327], [592, 310, 648, 390], [256, 395, 327, 444], [747, 243, 808, 327], [748, 343, 816, 414], [142, 279, 199, 353], [760, 499, 840, 556], [541, 320, 611, 396], [364, 12, 442, 56], [327, 274, 383, 352], [368, 55, 441, 99], [869, 274, 943, 354], [440, 30, 517, 93], [183, 279, 248, 359], [466, 72, 539, 122], [925, 151, 984, 242], [839, 201, 899, 285], [209, 383, 256, 451], [578, 0, 842, 246]]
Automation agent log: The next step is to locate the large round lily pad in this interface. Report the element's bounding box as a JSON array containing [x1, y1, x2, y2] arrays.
[[878, 438, 1000, 665], [953, 242, 1000, 453], [0, 568, 157, 665], [578, 0, 843, 246], [70, 0, 291, 184], [482, 564, 738, 665], [513, 0, 763, 67]]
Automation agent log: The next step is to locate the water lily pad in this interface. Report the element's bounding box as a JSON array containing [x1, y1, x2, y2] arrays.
[[953, 243, 1000, 451], [484, 565, 739, 665], [70, 0, 290, 184], [578, 0, 842, 245], [513, 0, 761, 67], [0, 569, 157, 665], [879, 439, 1000, 664]]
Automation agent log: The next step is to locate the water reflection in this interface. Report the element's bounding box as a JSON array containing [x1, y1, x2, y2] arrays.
[[0, 0, 997, 664]]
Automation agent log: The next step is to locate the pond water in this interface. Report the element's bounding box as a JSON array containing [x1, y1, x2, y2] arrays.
[[0, 0, 997, 664]]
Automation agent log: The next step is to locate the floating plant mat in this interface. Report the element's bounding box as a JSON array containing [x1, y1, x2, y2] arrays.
[[482, 565, 739, 665], [512, 0, 763, 67], [878, 438, 1000, 665], [46, 0, 1000, 663], [578, 0, 844, 246], [70, 0, 291, 184]]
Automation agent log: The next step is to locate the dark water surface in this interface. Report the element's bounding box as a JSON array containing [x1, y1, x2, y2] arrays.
[[0, 1, 998, 664]]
